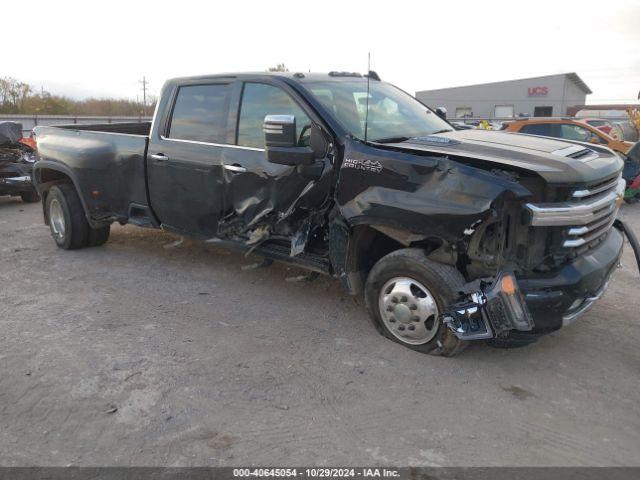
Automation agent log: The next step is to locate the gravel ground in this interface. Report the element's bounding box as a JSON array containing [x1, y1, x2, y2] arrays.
[[1, 196, 639, 467]]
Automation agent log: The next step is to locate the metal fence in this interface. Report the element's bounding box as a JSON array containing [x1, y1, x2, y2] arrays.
[[0, 114, 152, 134]]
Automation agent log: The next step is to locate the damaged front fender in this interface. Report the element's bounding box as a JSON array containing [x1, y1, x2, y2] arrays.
[[336, 138, 532, 244]]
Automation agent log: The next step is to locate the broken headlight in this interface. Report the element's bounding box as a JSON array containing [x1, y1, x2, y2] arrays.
[[442, 272, 534, 340]]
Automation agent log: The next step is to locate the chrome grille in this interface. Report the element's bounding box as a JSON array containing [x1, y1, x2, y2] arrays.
[[572, 176, 620, 199], [526, 176, 625, 248]]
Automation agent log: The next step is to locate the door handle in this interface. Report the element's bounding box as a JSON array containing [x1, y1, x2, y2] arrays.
[[223, 164, 247, 173], [150, 153, 169, 162]]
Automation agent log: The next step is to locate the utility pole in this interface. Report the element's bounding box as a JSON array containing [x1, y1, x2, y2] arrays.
[[139, 76, 148, 116]]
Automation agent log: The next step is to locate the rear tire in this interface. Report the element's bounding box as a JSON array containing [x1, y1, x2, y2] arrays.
[[45, 184, 89, 250], [364, 248, 468, 357], [87, 225, 111, 247], [20, 190, 40, 203]]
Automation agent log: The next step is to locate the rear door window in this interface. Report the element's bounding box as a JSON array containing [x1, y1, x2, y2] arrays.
[[520, 123, 554, 137], [558, 124, 599, 143], [237, 83, 311, 149], [168, 84, 232, 143]]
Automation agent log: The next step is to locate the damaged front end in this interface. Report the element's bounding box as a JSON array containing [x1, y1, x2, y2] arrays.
[[442, 272, 534, 340], [0, 122, 37, 197]]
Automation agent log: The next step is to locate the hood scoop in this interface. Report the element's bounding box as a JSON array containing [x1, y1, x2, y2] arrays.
[[551, 145, 598, 162]]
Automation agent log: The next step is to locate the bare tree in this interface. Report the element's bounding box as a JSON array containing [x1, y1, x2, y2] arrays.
[[0, 76, 157, 116], [0, 77, 32, 113], [268, 63, 289, 72]]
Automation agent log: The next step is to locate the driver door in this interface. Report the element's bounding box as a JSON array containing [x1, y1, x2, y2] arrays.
[[219, 81, 331, 241]]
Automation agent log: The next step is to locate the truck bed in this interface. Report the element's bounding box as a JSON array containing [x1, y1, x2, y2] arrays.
[[33, 123, 150, 225], [55, 121, 151, 136]]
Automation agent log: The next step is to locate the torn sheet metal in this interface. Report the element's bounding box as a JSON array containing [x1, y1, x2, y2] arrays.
[[217, 146, 335, 256], [290, 219, 311, 257], [336, 138, 532, 245]]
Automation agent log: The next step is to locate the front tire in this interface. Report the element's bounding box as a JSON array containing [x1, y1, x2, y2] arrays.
[[45, 184, 89, 250], [364, 248, 468, 357]]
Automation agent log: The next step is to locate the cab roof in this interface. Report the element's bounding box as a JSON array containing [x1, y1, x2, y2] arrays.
[[166, 71, 378, 84]]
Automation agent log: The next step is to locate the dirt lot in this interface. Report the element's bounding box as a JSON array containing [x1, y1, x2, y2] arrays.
[[1, 196, 639, 467]]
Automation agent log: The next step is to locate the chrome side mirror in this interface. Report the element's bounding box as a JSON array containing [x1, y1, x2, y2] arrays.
[[263, 114, 314, 166], [264, 114, 297, 148]]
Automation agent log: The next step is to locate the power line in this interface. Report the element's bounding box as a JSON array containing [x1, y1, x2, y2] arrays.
[[139, 76, 148, 116]]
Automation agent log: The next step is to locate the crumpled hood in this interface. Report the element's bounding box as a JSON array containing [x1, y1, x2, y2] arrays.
[[386, 129, 623, 184]]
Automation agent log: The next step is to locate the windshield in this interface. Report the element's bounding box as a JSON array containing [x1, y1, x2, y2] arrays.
[[303, 80, 452, 142]]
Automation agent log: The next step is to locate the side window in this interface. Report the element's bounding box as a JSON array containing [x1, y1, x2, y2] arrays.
[[168, 84, 232, 143], [558, 124, 599, 143], [520, 123, 553, 137], [237, 83, 311, 149]]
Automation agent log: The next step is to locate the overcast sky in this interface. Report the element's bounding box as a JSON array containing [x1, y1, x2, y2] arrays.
[[8, 0, 640, 104]]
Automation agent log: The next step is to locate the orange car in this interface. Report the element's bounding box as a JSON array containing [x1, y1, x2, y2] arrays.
[[503, 117, 634, 156]]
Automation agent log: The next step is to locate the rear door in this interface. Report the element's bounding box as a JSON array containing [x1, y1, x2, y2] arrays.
[[147, 82, 233, 237]]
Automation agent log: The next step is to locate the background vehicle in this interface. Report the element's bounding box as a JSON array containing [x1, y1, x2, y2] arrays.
[[574, 108, 639, 142], [0, 121, 40, 203], [450, 121, 475, 130], [503, 117, 634, 154], [32, 72, 639, 356], [625, 142, 640, 201], [503, 117, 639, 199], [582, 118, 615, 136]]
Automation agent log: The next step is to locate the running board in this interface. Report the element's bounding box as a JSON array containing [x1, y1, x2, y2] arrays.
[[208, 238, 331, 275]]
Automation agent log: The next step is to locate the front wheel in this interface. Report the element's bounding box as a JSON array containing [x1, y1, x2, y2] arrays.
[[364, 248, 468, 356]]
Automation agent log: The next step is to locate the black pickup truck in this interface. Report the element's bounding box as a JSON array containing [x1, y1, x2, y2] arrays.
[[32, 72, 640, 356]]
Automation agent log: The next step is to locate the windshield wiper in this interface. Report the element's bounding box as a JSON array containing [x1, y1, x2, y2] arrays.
[[372, 136, 412, 144], [374, 130, 453, 143]]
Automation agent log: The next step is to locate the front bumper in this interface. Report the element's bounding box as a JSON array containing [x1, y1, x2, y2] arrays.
[[518, 227, 623, 332]]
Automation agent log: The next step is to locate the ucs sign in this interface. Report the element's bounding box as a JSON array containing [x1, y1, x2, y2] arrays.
[[528, 86, 548, 97]]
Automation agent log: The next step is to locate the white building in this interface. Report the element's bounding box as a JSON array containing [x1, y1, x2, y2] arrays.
[[416, 73, 592, 119]]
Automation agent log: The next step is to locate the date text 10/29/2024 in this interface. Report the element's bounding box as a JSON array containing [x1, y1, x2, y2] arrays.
[[233, 469, 400, 478]]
